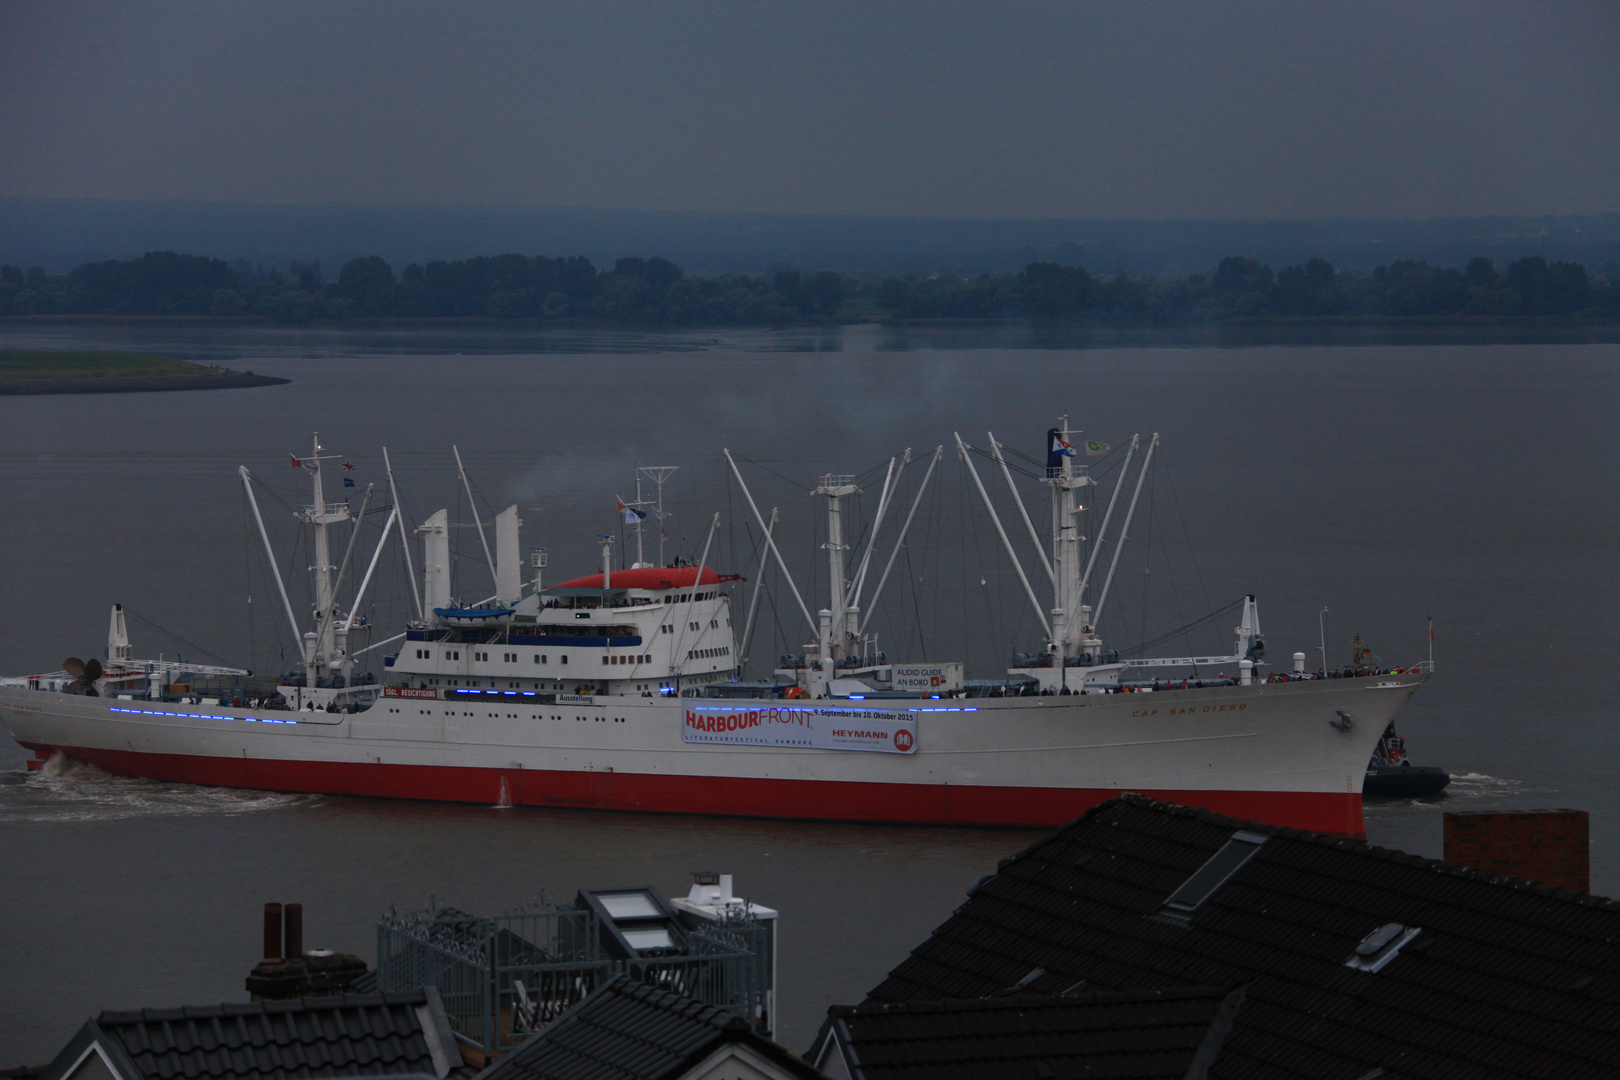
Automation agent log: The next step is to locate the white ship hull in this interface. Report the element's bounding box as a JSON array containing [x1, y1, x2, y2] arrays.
[[1, 673, 1422, 835]]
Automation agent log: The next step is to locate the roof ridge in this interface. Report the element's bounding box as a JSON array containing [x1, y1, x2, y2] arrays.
[[995, 795, 1133, 872], [830, 985, 1232, 1016], [95, 989, 425, 1026], [610, 976, 741, 1029], [1106, 793, 1620, 910]]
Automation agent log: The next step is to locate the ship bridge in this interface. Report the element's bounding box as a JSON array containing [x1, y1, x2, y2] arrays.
[[387, 562, 742, 699]]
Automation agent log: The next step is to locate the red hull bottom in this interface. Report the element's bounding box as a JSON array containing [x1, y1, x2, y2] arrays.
[[22, 743, 1366, 837]]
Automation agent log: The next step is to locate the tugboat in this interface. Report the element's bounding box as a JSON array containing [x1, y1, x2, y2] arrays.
[[1363, 721, 1450, 798], [1336, 635, 1448, 799]]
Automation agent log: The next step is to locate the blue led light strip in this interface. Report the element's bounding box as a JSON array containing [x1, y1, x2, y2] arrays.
[[110, 706, 298, 725], [448, 689, 541, 697]]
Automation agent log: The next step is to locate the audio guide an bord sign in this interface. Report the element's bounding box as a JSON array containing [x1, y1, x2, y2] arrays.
[[683, 704, 917, 754]]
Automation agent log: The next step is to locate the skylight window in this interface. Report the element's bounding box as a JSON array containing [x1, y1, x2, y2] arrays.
[[598, 893, 663, 920], [1345, 922, 1421, 973], [1156, 830, 1268, 924], [621, 926, 676, 951], [991, 967, 1047, 996]]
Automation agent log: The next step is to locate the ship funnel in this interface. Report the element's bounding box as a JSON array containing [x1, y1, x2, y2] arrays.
[[495, 505, 522, 606], [107, 603, 131, 663], [420, 509, 451, 615]]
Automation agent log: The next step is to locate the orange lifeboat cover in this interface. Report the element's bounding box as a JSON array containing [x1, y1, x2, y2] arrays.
[[551, 565, 732, 591]]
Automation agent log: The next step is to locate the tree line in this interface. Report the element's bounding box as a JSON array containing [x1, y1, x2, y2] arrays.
[[0, 252, 847, 324], [1, 250, 1614, 323], [876, 255, 1617, 320]]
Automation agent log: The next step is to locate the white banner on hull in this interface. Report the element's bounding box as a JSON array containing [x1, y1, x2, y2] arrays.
[[683, 704, 917, 754]]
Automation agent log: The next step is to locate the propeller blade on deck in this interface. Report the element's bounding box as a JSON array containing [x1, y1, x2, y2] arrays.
[[63, 657, 85, 679], [83, 658, 102, 682]]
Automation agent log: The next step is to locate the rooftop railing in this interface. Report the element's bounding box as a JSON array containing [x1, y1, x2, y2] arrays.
[[376, 899, 770, 1055]]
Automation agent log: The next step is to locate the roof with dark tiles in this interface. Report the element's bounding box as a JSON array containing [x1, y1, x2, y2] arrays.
[[859, 794, 1620, 1080], [815, 987, 1244, 1080], [479, 976, 823, 1080], [42, 989, 457, 1080]]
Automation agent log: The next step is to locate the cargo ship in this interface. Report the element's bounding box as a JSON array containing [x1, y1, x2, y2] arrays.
[[0, 426, 1428, 836]]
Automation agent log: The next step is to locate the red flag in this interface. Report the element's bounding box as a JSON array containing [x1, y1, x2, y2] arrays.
[[290, 455, 302, 469]]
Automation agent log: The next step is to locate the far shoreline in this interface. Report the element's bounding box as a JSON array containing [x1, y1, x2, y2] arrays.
[[0, 348, 291, 396], [0, 370, 291, 396], [3, 313, 1617, 349]]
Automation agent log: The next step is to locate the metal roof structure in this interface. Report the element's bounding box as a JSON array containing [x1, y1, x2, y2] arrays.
[[375, 896, 773, 1056], [39, 990, 459, 1080], [858, 794, 1620, 1080], [477, 976, 822, 1080]]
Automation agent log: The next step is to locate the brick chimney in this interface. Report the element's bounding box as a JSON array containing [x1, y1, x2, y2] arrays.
[[1443, 809, 1590, 893]]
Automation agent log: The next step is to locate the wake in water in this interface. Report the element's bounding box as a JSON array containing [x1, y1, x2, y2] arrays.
[[1363, 771, 1564, 819], [1445, 771, 1525, 795], [1444, 772, 1559, 800], [0, 752, 318, 823]]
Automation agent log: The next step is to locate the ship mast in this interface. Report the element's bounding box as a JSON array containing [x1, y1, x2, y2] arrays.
[[299, 433, 353, 688], [815, 472, 859, 668], [1042, 417, 1092, 688], [634, 466, 678, 567]]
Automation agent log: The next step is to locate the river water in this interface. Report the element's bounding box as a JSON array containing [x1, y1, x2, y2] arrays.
[[1, 322, 1616, 1063]]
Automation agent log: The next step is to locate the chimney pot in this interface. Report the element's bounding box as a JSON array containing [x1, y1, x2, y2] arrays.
[[284, 903, 303, 957], [263, 903, 283, 962]]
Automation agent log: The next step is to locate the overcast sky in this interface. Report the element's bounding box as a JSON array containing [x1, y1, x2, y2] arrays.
[[3, 1, 1617, 221]]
